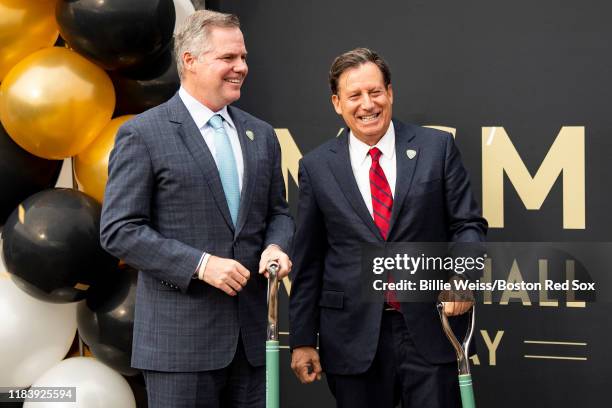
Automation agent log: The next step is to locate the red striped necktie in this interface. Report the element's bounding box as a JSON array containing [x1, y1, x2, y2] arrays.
[[368, 147, 401, 311]]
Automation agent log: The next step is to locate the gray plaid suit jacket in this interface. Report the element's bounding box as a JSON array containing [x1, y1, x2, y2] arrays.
[[100, 93, 294, 372]]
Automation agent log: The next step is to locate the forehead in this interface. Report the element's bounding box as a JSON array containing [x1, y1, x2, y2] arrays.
[[338, 62, 385, 93], [206, 26, 246, 53]]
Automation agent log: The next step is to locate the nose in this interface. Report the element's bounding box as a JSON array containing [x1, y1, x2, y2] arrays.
[[361, 94, 374, 110], [234, 59, 248, 74]]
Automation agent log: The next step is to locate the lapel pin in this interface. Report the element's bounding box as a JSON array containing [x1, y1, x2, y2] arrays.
[[406, 149, 417, 159], [246, 130, 255, 141]]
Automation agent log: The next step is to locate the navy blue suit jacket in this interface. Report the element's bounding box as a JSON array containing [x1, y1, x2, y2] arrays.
[[289, 120, 486, 375], [100, 94, 294, 372]]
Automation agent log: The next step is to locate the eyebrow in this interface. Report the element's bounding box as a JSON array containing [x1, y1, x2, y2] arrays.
[[218, 50, 248, 57]]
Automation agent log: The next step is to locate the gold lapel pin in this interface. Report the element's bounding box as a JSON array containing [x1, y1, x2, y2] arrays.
[[406, 149, 417, 159], [246, 130, 255, 141]]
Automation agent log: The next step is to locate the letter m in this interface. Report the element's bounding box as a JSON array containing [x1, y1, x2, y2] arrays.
[[482, 127, 585, 229]]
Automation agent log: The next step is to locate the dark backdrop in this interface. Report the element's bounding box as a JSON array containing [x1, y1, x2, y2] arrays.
[[210, 1, 612, 406]]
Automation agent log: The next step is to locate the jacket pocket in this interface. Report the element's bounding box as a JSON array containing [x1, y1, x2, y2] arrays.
[[318, 290, 344, 309]]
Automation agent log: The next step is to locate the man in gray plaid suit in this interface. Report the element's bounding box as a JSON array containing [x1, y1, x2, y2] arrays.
[[100, 10, 294, 408]]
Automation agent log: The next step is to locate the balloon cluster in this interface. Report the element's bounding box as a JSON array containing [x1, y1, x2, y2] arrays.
[[0, 1, 196, 406]]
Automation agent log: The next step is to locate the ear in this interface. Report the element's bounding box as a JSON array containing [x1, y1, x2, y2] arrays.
[[182, 51, 197, 73], [331, 94, 342, 115], [387, 84, 393, 105]]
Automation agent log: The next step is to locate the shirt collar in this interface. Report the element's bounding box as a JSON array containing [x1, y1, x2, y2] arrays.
[[178, 87, 236, 130], [348, 121, 396, 164]]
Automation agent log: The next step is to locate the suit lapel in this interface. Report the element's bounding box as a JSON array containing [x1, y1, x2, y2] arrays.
[[167, 94, 235, 231], [229, 106, 257, 239], [388, 120, 418, 237], [328, 131, 384, 241]]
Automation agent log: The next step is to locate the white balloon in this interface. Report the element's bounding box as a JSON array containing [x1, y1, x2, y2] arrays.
[[0, 240, 77, 388], [174, 0, 196, 33], [24, 357, 136, 408], [54, 158, 74, 188]]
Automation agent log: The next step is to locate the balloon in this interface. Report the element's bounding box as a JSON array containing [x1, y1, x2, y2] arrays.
[[24, 357, 136, 408], [77, 264, 138, 376], [0, 267, 77, 388], [75, 116, 134, 202], [0, 121, 62, 225], [174, 0, 196, 33], [0, 47, 115, 160], [56, 0, 175, 71], [0, 0, 59, 80], [110, 48, 180, 116], [2, 188, 117, 303], [125, 373, 148, 408], [54, 159, 75, 189]]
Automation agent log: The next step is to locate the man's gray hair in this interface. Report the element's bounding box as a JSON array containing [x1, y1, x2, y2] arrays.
[[174, 10, 240, 78]]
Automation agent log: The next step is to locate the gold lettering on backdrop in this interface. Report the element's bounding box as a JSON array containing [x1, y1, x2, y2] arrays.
[[482, 126, 585, 229], [274, 129, 303, 295], [565, 260, 586, 308], [483, 258, 493, 304], [538, 259, 559, 307], [486, 257, 586, 308], [274, 129, 303, 202], [499, 260, 532, 306], [481, 330, 504, 366]]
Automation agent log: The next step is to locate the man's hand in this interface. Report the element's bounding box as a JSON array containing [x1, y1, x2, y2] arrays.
[[201, 255, 250, 296], [441, 301, 473, 316], [259, 244, 292, 279], [439, 275, 474, 316], [291, 346, 322, 384]]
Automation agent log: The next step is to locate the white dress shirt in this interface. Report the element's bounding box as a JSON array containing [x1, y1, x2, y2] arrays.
[[348, 122, 397, 217], [178, 87, 245, 279]]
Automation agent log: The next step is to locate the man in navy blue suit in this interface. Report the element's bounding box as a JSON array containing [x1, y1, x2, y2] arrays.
[[289, 48, 487, 408], [101, 10, 293, 408]]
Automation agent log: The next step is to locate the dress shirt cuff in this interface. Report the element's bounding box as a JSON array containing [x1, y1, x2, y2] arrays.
[[195, 253, 211, 280]]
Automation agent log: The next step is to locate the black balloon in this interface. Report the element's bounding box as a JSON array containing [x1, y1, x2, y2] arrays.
[[111, 47, 180, 115], [2, 188, 117, 303], [56, 0, 175, 71], [78, 265, 138, 376], [0, 122, 62, 226]]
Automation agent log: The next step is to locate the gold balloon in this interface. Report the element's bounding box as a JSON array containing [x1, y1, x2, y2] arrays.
[[75, 115, 134, 203], [0, 0, 59, 80], [0, 47, 115, 159]]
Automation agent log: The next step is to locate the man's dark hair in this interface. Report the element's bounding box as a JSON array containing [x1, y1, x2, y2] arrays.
[[329, 47, 392, 94]]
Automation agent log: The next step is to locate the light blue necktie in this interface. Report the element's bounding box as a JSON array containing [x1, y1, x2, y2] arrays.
[[208, 114, 240, 226]]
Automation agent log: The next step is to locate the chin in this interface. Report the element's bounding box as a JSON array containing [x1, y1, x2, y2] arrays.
[[226, 90, 241, 102], [358, 125, 384, 137]]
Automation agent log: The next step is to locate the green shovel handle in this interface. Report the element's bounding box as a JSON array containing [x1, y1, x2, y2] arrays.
[[459, 374, 476, 408], [266, 340, 280, 408]]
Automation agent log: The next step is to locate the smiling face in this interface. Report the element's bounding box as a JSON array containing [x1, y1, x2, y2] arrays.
[[182, 26, 248, 111], [331, 61, 393, 146]]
